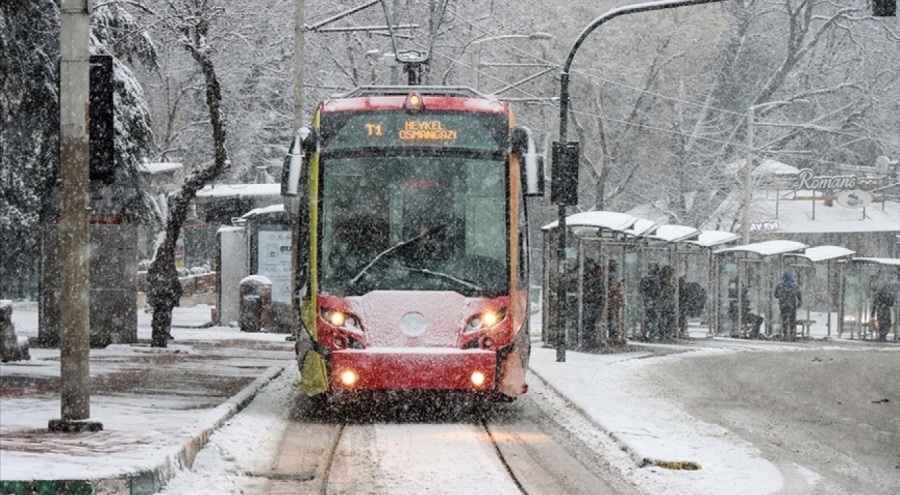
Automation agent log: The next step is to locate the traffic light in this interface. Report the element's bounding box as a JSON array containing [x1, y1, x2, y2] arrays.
[[873, 0, 896, 16], [89, 54, 116, 183], [551, 141, 579, 206]]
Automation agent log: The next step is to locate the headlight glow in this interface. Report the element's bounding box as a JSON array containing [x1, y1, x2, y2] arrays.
[[339, 369, 359, 387], [470, 371, 486, 387], [466, 308, 507, 332]]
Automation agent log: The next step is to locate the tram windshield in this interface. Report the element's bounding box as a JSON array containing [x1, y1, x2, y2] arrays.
[[320, 155, 508, 297]]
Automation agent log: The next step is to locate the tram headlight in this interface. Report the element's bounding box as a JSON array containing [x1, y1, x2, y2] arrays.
[[470, 371, 486, 387], [321, 309, 363, 332], [339, 369, 359, 387], [465, 308, 507, 333]]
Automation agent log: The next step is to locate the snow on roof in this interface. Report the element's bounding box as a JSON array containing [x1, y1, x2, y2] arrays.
[[241, 204, 285, 218], [240, 274, 272, 285], [723, 158, 801, 176], [790, 245, 856, 263], [623, 218, 658, 237], [196, 183, 281, 199], [714, 240, 808, 256], [542, 211, 638, 232], [216, 225, 245, 234], [686, 230, 742, 248], [648, 224, 700, 243], [138, 162, 182, 174], [1, 299, 11, 309], [850, 257, 900, 267], [701, 189, 900, 234]]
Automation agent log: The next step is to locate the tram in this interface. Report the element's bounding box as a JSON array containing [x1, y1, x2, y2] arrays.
[[280, 86, 543, 402]]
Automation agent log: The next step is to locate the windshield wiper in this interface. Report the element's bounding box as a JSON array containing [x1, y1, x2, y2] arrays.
[[344, 224, 446, 290], [396, 266, 483, 291]]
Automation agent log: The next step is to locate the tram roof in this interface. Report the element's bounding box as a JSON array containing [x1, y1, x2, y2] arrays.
[[786, 245, 856, 263], [713, 240, 808, 256], [322, 86, 507, 114], [541, 211, 638, 233]]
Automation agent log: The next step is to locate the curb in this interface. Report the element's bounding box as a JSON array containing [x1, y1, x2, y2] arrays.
[[0, 364, 286, 495], [527, 366, 702, 471]]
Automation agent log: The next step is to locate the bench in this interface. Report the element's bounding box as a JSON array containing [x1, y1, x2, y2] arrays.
[[795, 319, 816, 339]]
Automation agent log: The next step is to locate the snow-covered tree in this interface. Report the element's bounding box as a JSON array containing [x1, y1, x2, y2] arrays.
[[0, 0, 157, 300]]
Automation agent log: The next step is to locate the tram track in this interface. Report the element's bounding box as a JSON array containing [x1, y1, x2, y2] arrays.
[[257, 391, 639, 494]]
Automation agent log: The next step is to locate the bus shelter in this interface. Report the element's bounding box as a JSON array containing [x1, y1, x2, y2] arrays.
[[681, 231, 742, 337], [712, 240, 808, 339], [632, 225, 700, 341], [839, 257, 900, 341], [782, 246, 856, 338], [541, 211, 640, 350]]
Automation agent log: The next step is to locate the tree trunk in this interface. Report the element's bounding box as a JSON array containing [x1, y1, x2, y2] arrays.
[[147, 18, 230, 347]]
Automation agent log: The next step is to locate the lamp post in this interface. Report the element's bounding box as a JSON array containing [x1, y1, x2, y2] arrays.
[[553, 0, 724, 362], [742, 99, 808, 244]]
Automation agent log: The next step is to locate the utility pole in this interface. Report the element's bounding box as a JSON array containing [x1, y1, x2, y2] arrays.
[[742, 105, 755, 244], [51, 0, 102, 432], [290, 0, 306, 344], [553, 0, 725, 362]]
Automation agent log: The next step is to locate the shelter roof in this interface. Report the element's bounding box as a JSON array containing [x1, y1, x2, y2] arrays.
[[850, 257, 900, 267], [542, 211, 638, 232], [714, 240, 808, 256], [138, 162, 182, 174], [196, 183, 281, 199], [623, 218, 658, 237], [242, 204, 285, 218], [686, 230, 741, 247], [648, 225, 700, 243], [788, 246, 856, 263]]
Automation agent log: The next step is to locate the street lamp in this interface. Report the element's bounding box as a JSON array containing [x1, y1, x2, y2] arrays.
[[742, 99, 808, 244]]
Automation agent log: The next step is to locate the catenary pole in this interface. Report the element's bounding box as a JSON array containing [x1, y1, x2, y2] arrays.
[[555, 0, 725, 362], [52, 0, 102, 432], [290, 0, 306, 343]]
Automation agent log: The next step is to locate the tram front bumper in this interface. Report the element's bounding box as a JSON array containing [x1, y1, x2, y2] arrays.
[[329, 348, 497, 391]]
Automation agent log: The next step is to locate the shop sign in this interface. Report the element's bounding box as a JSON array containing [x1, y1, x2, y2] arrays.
[[793, 168, 857, 190], [835, 189, 873, 209]]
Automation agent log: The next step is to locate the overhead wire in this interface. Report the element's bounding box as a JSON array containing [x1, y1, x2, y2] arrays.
[[413, 3, 900, 165]]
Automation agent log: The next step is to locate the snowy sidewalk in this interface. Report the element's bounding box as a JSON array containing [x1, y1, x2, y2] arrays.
[[1, 304, 294, 494]]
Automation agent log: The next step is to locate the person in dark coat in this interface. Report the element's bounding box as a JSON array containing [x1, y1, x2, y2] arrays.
[[607, 259, 624, 340], [727, 278, 763, 338], [581, 258, 604, 350], [774, 271, 802, 341], [658, 265, 678, 341], [871, 285, 894, 342], [639, 264, 661, 341]]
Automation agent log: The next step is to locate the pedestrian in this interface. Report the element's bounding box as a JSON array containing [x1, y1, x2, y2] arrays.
[[678, 279, 706, 339], [658, 265, 678, 341], [607, 259, 624, 340], [871, 284, 894, 342], [727, 278, 763, 338], [639, 264, 661, 341], [774, 271, 802, 341], [581, 258, 604, 351]]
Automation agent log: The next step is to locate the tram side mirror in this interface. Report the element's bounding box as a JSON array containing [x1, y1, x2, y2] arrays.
[[281, 127, 316, 197], [511, 126, 545, 197]]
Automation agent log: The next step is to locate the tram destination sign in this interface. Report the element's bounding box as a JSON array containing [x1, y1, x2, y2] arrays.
[[322, 111, 506, 152]]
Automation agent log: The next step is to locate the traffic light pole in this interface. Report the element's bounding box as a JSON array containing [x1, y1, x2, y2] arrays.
[[553, 0, 724, 362]]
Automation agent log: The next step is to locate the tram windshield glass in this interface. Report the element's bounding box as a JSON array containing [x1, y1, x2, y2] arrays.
[[320, 154, 508, 297]]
